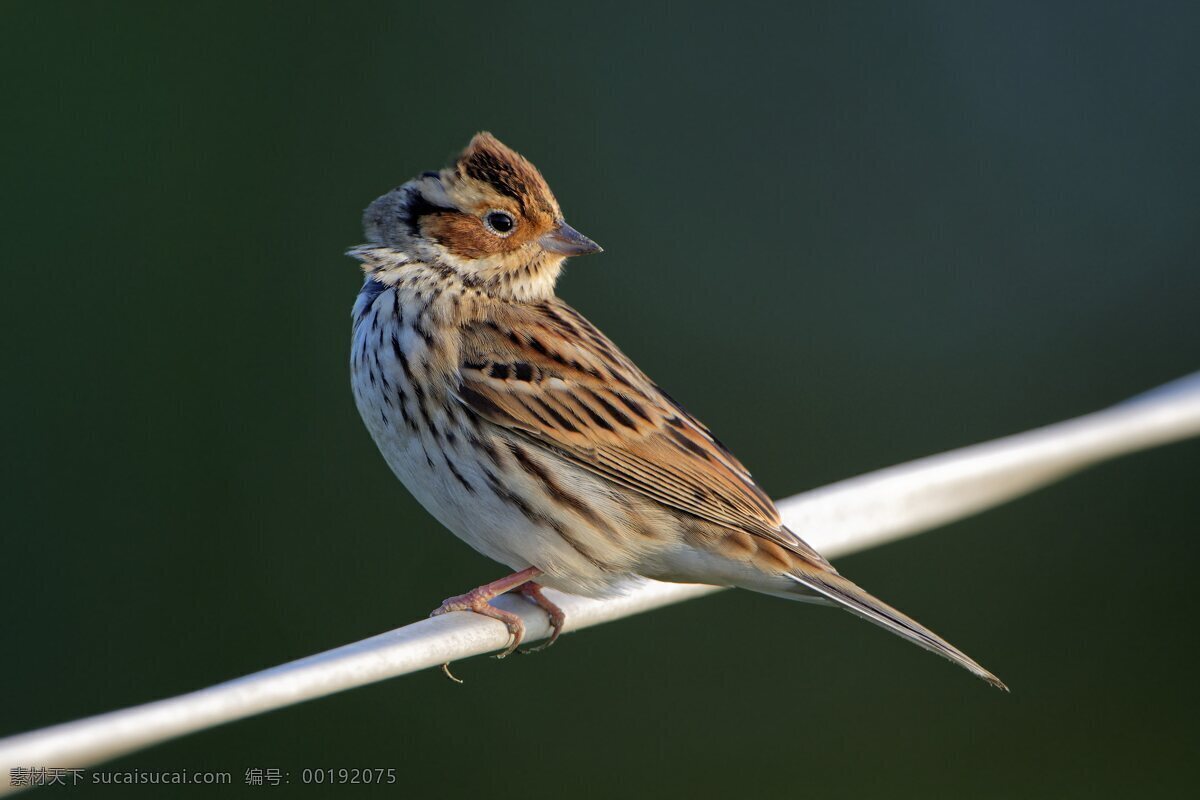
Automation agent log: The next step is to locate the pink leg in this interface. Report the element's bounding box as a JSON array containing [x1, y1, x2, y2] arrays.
[[430, 567, 543, 663], [517, 582, 566, 653]]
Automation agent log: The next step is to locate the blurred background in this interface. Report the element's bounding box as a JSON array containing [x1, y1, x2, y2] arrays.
[[3, 2, 1199, 797]]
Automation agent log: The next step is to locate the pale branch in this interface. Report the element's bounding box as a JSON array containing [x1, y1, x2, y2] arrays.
[[2, 372, 1198, 793]]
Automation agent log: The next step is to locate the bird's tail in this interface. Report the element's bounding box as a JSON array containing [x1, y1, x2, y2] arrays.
[[787, 563, 1008, 690]]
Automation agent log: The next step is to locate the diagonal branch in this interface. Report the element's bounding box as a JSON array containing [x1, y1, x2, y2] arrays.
[[2, 372, 1199, 792]]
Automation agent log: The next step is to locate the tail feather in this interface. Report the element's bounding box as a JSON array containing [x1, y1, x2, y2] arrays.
[[787, 566, 1008, 691]]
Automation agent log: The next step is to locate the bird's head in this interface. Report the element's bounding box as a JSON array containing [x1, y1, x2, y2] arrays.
[[362, 133, 601, 300]]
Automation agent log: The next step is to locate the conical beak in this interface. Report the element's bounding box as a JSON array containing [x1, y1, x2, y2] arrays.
[[540, 221, 602, 256]]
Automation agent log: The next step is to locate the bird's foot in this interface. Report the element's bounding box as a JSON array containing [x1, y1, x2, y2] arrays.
[[429, 566, 543, 681], [518, 582, 566, 654], [431, 590, 527, 657]]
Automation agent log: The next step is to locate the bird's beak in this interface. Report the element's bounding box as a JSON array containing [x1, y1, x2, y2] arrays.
[[540, 221, 602, 256]]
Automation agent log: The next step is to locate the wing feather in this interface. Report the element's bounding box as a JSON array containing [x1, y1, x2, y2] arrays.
[[455, 299, 829, 567]]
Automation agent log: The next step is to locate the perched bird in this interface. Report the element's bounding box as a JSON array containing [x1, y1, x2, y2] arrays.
[[349, 132, 1005, 689]]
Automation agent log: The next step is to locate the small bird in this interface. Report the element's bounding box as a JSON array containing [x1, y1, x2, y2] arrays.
[[349, 133, 1005, 689]]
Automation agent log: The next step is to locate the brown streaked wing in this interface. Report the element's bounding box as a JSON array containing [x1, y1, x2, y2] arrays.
[[453, 299, 830, 568]]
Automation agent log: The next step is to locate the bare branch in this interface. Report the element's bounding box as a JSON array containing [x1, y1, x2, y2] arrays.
[[2, 372, 1198, 793]]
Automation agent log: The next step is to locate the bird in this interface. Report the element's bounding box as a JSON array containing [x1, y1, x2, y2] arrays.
[[348, 132, 1005, 689]]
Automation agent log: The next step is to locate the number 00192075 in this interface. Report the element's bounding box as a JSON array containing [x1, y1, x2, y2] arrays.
[[300, 768, 397, 784]]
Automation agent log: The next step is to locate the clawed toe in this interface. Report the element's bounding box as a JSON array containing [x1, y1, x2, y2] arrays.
[[518, 582, 566, 654]]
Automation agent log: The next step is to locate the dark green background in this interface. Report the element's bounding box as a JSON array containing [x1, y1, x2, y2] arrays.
[[4, 2, 1199, 797]]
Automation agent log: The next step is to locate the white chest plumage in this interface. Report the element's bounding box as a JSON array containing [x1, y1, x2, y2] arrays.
[[350, 278, 503, 557], [349, 276, 639, 594]]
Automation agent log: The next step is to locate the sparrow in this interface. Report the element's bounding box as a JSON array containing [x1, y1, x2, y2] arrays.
[[349, 132, 1005, 689]]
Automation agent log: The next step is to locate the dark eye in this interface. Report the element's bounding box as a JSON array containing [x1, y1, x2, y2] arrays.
[[484, 210, 516, 236]]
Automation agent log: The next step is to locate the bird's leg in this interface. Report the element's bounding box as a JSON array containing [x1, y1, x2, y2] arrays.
[[518, 582, 566, 654], [430, 566, 543, 677]]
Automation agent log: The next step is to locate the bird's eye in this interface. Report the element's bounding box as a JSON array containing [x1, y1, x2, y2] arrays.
[[484, 210, 516, 236]]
